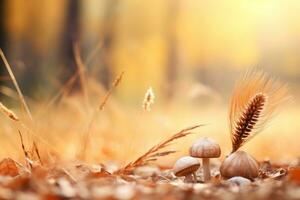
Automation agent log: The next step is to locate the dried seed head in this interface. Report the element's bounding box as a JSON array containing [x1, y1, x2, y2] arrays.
[[0, 102, 19, 121], [229, 70, 289, 152], [115, 125, 202, 175], [231, 93, 266, 152], [142, 87, 155, 111]]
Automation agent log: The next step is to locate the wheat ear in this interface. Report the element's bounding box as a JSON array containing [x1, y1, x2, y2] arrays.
[[230, 70, 289, 153], [114, 125, 203, 175]]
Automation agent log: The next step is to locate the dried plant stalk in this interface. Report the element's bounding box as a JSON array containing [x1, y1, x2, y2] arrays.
[[0, 49, 33, 121], [79, 71, 125, 159], [230, 70, 289, 153], [18, 130, 32, 169], [32, 142, 43, 165], [0, 86, 19, 100], [0, 102, 19, 121], [142, 87, 155, 111], [99, 71, 124, 110], [115, 125, 203, 175], [73, 42, 89, 108], [42, 71, 79, 112], [231, 93, 266, 152]]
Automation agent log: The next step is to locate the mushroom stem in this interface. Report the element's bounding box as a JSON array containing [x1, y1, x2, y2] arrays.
[[202, 158, 210, 182], [192, 172, 197, 183], [184, 174, 194, 183]]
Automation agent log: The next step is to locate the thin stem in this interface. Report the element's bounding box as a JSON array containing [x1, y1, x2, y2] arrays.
[[202, 158, 210, 182], [184, 174, 194, 183], [0, 49, 33, 121], [192, 171, 197, 183], [73, 42, 90, 110]]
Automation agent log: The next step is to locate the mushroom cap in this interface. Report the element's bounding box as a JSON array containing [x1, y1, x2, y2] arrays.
[[220, 151, 259, 179], [189, 137, 221, 158], [173, 156, 200, 177], [227, 176, 251, 186]]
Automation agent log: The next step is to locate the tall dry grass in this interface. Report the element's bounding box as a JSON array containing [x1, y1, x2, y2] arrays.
[[0, 49, 299, 170]]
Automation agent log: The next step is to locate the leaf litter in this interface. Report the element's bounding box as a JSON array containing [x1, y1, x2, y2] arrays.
[[0, 142, 298, 199]]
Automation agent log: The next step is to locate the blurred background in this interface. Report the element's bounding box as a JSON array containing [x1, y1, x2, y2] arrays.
[[0, 0, 299, 166]]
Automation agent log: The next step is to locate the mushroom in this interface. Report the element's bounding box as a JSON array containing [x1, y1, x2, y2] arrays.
[[220, 151, 259, 180], [227, 176, 251, 186], [189, 137, 221, 182], [173, 156, 200, 183]]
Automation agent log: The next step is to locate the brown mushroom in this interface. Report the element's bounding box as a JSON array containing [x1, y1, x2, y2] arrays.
[[173, 156, 200, 183], [189, 137, 221, 182], [220, 151, 259, 180]]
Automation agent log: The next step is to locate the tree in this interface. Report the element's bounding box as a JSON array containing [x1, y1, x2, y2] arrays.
[[165, 0, 179, 100], [60, 0, 81, 91], [99, 0, 119, 88]]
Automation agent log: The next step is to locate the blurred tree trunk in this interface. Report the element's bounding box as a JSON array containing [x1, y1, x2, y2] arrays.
[[60, 0, 80, 91], [165, 0, 179, 100], [0, 1, 6, 50], [99, 0, 118, 88]]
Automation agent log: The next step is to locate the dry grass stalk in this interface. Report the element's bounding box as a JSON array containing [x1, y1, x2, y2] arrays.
[[0, 50, 64, 160], [84, 40, 103, 67], [42, 70, 80, 112], [230, 70, 290, 153], [79, 71, 125, 159], [17, 122, 61, 156], [73, 42, 89, 109], [18, 130, 32, 169], [0, 86, 19, 100], [0, 102, 58, 157], [99, 71, 124, 110], [0, 49, 33, 121], [0, 102, 19, 121], [114, 125, 203, 175], [33, 142, 43, 165], [142, 87, 155, 111]]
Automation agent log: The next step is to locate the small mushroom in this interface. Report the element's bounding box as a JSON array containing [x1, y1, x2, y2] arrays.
[[189, 137, 221, 182], [220, 151, 259, 180], [173, 156, 200, 183], [227, 176, 251, 186]]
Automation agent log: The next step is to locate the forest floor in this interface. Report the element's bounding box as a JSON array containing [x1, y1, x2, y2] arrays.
[[0, 156, 299, 200]]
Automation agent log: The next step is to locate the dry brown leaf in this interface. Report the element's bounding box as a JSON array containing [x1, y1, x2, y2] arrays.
[[31, 165, 48, 180], [288, 167, 300, 185], [4, 176, 30, 190], [0, 158, 20, 177]]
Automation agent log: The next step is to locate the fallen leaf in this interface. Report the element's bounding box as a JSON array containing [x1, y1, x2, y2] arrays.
[[288, 167, 300, 185], [0, 158, 20, 177], [4, 175, 30, 190]]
